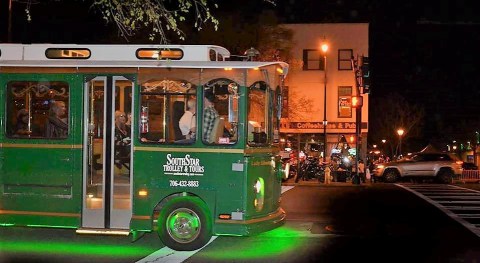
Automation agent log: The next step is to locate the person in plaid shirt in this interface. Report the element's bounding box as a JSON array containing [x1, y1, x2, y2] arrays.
[[203, 89, 219, 142]]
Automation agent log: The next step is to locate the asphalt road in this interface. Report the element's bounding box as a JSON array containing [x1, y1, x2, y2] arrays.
[[2, 182, 480, 263]]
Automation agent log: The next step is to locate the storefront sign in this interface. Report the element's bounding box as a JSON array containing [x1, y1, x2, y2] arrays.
[[280, 122, 367, 130]]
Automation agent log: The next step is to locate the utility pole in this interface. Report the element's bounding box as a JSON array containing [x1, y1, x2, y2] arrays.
[[351, 55, 366, 185], [8, 0, 13, 42]]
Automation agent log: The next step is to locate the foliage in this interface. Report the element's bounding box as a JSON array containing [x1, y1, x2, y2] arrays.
[[16, 0, 276, 43], [90, 0, 219, 42], [257, 25, 294, 62], [284, 89, 315, 121], [368, 92, 425, 155]]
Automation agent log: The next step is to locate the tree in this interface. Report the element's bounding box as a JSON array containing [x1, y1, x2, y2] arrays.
[[368, 92, 425, 157], [13, 0, 276, 43], [91, 0, 219, 42]]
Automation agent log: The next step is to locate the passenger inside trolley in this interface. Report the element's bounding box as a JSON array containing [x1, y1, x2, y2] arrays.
[[15, 109, 33, 136], [45, 100, 68, 138], [178, 99, 196, 143], [114, 110, 131, 170], [203, 89, 220, 143]]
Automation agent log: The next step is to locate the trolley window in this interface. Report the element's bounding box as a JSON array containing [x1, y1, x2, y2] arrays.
[[6, 81, 70, 139], [136, 48, 183, 60], [139, 78, 197, 144], [45, 48, 90, 59], [247, 81, 269, 146], [202, 78, 239, 145]]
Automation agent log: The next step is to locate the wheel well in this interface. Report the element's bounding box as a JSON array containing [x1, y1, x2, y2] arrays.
[[152, 192, 203, 229], [437, 167, 454, 175], [384, 168, 400, 177]]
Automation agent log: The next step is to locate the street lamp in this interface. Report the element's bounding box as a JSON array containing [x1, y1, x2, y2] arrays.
[[397, 129, 404, 157], [321, 40, 329, 160], [381, 139, 386, 158]]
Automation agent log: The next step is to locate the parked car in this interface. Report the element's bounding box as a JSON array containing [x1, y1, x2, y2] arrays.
[[373, 152, 463, 183], [462, 162, 478, 170]]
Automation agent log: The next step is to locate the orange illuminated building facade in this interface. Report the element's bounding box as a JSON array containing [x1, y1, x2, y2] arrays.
[[280, 23, 369, 160]]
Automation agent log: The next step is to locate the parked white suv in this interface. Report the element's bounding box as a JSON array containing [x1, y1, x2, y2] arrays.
[[373, 152, 463, 183]]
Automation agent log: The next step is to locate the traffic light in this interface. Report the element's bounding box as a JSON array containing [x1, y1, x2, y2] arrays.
[[361, 56, 370, 94], [351, 96, 363, 108]]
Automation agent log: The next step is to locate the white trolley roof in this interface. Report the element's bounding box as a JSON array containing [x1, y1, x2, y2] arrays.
[[0, 44, 288, 73]]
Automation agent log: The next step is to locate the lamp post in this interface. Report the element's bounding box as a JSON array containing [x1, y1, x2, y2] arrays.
[[321, 41, 329, 161], [381, 139, 386, 159], [397, 129, 404, 158], [8, 0, 13, 42]]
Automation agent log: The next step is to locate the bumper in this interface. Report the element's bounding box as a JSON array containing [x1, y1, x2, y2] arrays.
[[214, 207, 286, 236]]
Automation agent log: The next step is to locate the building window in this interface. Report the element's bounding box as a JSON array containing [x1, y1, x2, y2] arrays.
[[338, 49, 353, 70], [338, 86, 353, 118], [302, 49, 325, 70]]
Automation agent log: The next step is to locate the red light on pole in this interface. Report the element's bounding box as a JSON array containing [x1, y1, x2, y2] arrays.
[[352, 96, 363, 108]]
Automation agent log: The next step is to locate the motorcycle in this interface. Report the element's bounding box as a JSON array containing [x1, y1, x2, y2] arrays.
[[295, 156, 325, 182]]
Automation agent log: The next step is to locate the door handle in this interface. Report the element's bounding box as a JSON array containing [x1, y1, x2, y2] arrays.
[[61, 158, 70, 162]]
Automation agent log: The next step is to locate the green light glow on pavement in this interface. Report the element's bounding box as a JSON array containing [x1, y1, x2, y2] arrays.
[[0, 240, 153, 258], [204, 226, 305, 260]]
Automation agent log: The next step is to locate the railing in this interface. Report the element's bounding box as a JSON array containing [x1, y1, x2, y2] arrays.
[[457, 170, 480, 183]]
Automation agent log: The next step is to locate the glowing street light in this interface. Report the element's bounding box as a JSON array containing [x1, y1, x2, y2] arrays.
[[397, 128, 405, 157], [321, 39, 329, 160]]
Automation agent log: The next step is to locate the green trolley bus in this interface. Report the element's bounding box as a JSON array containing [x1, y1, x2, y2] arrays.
[[0, 44, 288, 250]]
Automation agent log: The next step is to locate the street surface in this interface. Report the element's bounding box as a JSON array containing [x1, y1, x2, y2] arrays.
[[1, 182, 480, 262]]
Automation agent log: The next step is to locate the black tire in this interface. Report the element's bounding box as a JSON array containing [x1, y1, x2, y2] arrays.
[[157, 196, 212, 251], [384, 170, 399, 183], [436, 169, 454, 184]]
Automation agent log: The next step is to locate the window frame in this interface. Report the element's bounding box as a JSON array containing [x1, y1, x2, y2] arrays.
[[247, 81, 270, 146], [6, 80, 70, 139], [338, 49, 353, 70], [302, 49, 325, 71], [138, 79, 197, 144], [337, 86, 353, 118], [201, 78, 239, 146]]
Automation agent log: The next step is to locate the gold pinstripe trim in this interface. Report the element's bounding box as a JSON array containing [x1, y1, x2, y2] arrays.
[[134, 146, 244, 154], [0, 143, 82, 149], [245, 148, 278, 154], [0, 209, 80, 218], [131, 215, 151, 220], [1, 144, 276, 153], [134, 147, 278, 154]]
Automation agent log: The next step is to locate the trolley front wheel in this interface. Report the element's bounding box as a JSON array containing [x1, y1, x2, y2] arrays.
[[157, 196, 212, 251]]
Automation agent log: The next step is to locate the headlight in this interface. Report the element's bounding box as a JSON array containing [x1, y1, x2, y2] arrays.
[[283, 162, 290, 179], [253, 178, 265, 211]]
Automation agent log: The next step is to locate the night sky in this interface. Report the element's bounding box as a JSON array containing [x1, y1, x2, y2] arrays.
[[1, 0, 479, 149]]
